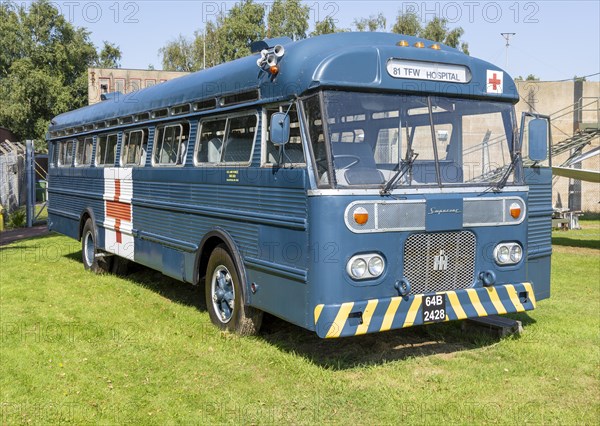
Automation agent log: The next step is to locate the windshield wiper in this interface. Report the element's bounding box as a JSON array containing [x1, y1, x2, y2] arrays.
[[380, 150, 418, 196], [488, 150, 521, 192]]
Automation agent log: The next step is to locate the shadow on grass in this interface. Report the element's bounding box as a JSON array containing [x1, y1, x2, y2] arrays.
[[63, 250, 206, 310], [552, 236, 600, 250], [259, 312, 536, 369], [58, 242, 537, 370]]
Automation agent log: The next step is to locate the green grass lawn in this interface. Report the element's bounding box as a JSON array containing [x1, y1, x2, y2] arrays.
[[1, 222, 598, 424]]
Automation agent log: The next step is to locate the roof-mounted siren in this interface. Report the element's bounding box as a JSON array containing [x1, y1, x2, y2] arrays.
[[252, 37, 290, 76]]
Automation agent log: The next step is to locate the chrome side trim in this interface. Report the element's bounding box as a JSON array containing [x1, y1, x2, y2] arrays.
[[309, 186, 529, 196]]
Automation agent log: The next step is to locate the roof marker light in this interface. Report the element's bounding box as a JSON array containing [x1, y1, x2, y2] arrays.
[[430, 43, 441, 50], [396, 40, 409, 47], [414, 41, 425, 48]]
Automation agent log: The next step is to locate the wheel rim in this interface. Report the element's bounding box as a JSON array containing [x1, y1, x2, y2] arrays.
[[84, 231, 95, 266], [210, 265, 235, 323]]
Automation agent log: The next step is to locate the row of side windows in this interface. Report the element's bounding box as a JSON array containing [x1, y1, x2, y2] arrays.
[[52, 107, 305, 168]]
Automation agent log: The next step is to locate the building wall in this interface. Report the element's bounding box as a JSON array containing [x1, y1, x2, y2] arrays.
[[515, 80, 599, 213], [88, 68, 190, 105]]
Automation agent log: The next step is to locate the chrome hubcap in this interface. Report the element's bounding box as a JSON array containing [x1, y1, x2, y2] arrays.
[[84, 231, 95, 266], [211, 265, 235, 323]]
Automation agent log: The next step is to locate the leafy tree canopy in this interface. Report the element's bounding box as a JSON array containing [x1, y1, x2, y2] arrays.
[[354, 13, 386, 32], [96, 41, 122, 68], [0, 0, 121, 147], [268, 0, 309, 40], [391, 12, 469, 54]]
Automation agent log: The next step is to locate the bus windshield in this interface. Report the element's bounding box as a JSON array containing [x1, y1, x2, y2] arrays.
[[305, 91, 518, 189]]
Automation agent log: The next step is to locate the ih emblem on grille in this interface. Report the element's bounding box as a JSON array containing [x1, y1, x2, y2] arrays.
[[433, 250, 449, 271]]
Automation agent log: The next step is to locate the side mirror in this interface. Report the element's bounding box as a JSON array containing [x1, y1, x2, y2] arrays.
[[270, 112, 290, 146], [528, 118, 549, 162]]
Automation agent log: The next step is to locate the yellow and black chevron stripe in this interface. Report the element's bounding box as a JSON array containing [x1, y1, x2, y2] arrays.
[[313, 282, 536, 338]]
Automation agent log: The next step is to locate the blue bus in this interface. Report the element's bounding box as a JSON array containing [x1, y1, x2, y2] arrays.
[[47, 32, 552, 338]]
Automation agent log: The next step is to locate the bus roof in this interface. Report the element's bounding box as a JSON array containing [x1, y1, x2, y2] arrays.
[[49, 32, 518, 134]]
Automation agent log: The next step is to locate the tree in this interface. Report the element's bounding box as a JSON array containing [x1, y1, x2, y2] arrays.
[[267, 0, 309, 40], [0, 0, 100, 146], [310, 17, 343, 36], [96, 41, 122, 68], [216, 0, 266, 62], [160, 0, 312, 71], [420, 17, 469, 54], [354, 13, 386, 32], [391, 11, 421, 36], [159, 34, 202, 72]]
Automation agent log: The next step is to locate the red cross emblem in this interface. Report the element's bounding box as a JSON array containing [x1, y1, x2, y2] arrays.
[[486, 70, 503, 93], [488, 73, 501, 90]]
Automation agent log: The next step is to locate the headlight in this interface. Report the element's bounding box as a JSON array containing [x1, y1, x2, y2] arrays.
[[494, 242, 523, 265], [347, 254, 385, 280], [368, 256, 385, 276], [510, 245, 523, 263], [497, 246, 510, 263], [350, 258, 367, 278]]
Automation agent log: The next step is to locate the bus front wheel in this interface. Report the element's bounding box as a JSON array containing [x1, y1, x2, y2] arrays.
[[81, 218, 112, 274], [205, 245, 262, 335]]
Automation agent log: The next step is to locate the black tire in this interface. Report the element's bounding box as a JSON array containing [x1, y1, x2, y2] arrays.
[[81, 218, 112, 274], [205, 244, 262, 335]]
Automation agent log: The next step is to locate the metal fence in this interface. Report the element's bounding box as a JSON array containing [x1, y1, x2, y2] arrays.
[[0, 141, 26, 214]]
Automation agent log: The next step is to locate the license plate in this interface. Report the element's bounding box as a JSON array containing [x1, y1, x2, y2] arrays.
[[422, 294, 446, 323]]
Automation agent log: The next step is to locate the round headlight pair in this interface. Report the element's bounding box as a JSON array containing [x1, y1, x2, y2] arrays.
[[347, 254, 385, 280], [494, 242, 523, 265]]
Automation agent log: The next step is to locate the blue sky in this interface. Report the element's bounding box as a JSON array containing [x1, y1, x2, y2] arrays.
[[27, 1, 600, 81]]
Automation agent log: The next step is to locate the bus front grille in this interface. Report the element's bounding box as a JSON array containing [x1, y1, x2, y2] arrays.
[[403, 231, 476, 295]]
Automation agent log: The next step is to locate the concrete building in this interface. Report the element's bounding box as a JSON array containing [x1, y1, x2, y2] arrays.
[[87, 68, 190, 105], [515, 80, 599, 213]]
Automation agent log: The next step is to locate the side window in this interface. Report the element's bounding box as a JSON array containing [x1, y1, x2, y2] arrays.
[[303, 94, 328, 185], [58, 140, 74, 167], [195, 118, 227, 164], [153, 123, 189, 166], [96, 134, 119, 166], [75, 137, 93, 166], [265, 105, 305, 165], [50, 142, 58, 167], [194, 113, 257, 165], [222, 114, 257, 163], [121, 129, 147, 166]]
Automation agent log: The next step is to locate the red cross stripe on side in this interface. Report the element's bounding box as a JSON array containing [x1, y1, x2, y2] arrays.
[[486, 70, 503, 94], [103, 168, 134, 260], [105, 180, 131, 244]]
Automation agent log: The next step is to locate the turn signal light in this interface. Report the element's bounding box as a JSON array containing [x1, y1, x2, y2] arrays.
[[509, 202, 521, 219], [269, 65, 279, 75], [353, 207, 369, 225]]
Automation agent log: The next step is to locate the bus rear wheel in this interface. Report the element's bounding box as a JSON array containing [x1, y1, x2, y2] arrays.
[[81, 218, 112, 274], [205, 245, 262, 335]]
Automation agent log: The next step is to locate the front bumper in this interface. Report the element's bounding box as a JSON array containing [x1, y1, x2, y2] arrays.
[[313, 282, 536, 338]]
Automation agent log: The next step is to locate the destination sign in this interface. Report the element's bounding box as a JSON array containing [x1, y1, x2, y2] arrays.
[[386, 59, 469, 83]]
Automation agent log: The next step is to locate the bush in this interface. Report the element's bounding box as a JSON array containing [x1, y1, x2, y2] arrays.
[[6, 208, 26, 229]]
